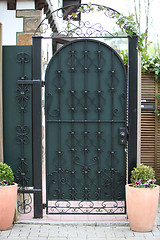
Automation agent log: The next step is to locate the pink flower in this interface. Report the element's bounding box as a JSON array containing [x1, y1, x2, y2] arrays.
[[148, 179, 155, 184], [2, 180, 8, 185], [143, 182, 149, 187], [135, 180, 141, 185]]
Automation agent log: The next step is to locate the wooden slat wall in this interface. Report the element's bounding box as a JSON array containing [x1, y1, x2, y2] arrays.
[[141, 73, 160, 184]]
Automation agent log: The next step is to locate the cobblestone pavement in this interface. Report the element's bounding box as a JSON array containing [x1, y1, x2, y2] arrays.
[[0, 223, 160, 240], [0, 200, 160, 240]]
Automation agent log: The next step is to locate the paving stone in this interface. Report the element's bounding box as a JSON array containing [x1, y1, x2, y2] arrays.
[[7, 237, 27, 240], [152, 226, 160, 236], [133, 231, 149, 237], [28, 237, 48, 240], [106, 238, 126, 240], [28, 231, 40, 236], [145, 237, 160, 240], [87, 238, 107, 240], [114, 231, 126, 238], [19, 232, 30, 237], [48, 238, 67, 240], [0, 230, 11, 237], [9, 232, 21, 237], [143, 232, 154, 238], [67, 233, 78, 238], [48, 231, 68, 237], [104, 232, 116, 238], [68, 238, 85, 240], [48, 230, 60, 235], [124, 237, 153, 240], [38, 231, 49, 237], [123, 231, 135, 237]]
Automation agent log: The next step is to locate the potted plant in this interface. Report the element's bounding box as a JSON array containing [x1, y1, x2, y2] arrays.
[[0, 162, 18, 231], [126, 163, 159, 232]]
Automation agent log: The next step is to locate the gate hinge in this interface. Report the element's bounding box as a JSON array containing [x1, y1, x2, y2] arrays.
[[43, 203, 47, 209], [18, 188, 42, 194], [17, 79, 45, 87], [41, 81, 45, 87]]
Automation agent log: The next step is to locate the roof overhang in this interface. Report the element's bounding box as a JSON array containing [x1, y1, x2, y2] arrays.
[[7, 0, 47, 10]]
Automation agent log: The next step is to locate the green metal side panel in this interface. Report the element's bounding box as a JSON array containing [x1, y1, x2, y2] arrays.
[[3, 46, 32, 186], [45, 39, 127, 205]]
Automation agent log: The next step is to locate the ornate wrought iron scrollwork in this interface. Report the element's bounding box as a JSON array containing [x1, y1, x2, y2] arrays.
[[16, 85, 29, 112], [58, 21, 117, 38], [17, 192, 32, 214], [34, 4, 125, 38], [16, 126, 30, 145], [16, 52, 32, 214], [47, 200, 125, 214], [17, 52, 30, 63], [47, 166, 125, 214]]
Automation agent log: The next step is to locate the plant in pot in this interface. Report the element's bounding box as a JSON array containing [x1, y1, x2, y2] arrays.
[[0, 162, 18, 231], [126, 163, 159, 232]]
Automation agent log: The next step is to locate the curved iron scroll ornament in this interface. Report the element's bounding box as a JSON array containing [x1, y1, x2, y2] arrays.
[[17, 193, 32, 214], [48, 200, 125, 214], [34, 3, 137, 38]]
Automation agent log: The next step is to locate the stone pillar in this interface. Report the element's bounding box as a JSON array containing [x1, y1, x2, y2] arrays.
[[0, 22, 3, 163], [16, 10, 42, 45]]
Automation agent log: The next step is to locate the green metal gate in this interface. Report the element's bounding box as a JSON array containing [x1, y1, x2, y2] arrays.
[[45, 39, 127, 214]]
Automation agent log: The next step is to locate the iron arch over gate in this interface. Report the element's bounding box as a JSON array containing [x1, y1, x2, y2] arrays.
[[45, 39, 127, 214], [24, 3, 138, 217]]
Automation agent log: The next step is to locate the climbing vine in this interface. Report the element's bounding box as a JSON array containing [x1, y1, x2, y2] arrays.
[[68, 3, 144, 49], [68, 3, 160, 115]]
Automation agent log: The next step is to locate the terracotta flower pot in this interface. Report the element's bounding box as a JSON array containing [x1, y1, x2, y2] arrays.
[[0, 183, 18, 231], [125, 184, 159, 232]]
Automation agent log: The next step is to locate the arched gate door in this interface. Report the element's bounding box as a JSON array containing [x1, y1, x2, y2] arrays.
[[45, 39, 127, 214]]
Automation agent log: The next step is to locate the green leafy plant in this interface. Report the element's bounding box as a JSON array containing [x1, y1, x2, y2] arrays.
[[119, 50, 128, 66], [155, 94, 160, 116], [120, 50, 160, 78], [141, 55, 160, 79], [141, 56, 160, 116], [0, 162, 14, 186], [130, 163, 156, 188], [120, 50, 160, 116]]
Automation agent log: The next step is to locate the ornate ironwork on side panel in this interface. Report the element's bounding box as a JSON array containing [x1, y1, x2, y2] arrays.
[[17, 193, 32, 214], [16, 52, 32, 214]]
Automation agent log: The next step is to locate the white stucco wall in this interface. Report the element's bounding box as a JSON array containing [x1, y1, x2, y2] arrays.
[[17, 0, 35, 9], [0, 0, 35, 45]]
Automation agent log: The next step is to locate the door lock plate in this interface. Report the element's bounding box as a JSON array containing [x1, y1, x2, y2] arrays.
[[119, 127, 127, 145]]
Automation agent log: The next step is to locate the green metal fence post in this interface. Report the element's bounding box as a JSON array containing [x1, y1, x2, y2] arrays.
[[0, 22, 3, 163], [32, 36, 43, 218], [128, 35, 138, 182]]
